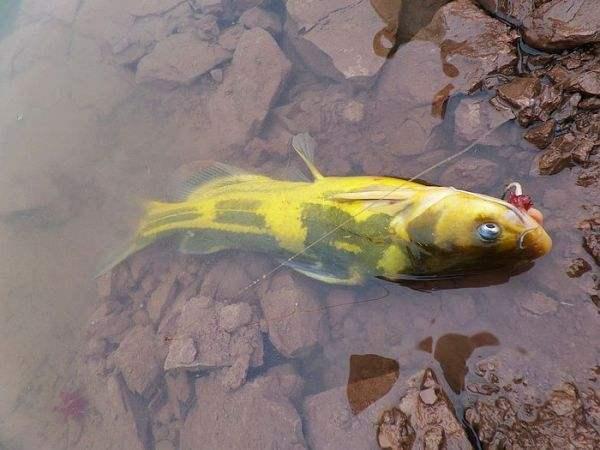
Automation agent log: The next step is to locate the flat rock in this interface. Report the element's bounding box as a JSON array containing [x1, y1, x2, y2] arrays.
[[112, 325, 162, 397], [180, 372, 307, 449], [285, 0, 387, 81], [207, 28, 291, 152], [439, 156, 500, 191], [136, 32, 231, 86], [518, 292, 559, 315], [259, 272, 325, 358], [523, 0, 600, 50], [218, 302, 253, 332]]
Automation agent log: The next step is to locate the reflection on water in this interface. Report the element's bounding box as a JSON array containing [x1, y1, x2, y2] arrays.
[[346, 354, 399, 414], [0, 0, 598, 449], [418, 332, 499, 393]]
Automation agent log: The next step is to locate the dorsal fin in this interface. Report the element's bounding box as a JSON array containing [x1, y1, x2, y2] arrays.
[[291, 133, 324, 180], [169, 162, 262, 201]]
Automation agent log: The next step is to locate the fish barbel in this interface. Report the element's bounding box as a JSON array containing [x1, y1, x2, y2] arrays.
[[101, 134, 552, 285]]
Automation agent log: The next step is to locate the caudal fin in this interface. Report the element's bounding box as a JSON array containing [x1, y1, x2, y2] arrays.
[[94, 200, 199, 277]]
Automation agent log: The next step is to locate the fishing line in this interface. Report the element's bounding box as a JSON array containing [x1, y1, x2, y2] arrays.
[[237, 123, 506, 298]]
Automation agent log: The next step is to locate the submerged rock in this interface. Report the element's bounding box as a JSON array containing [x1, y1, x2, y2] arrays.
[[208, 28, 291, 151], [180, 370, 307, 449], [524, 119, 556, 149], [259, 272, 326, 358], [135, 32, 231, 87], [523, 0, 600, 51], [538, 133, 577, 175], [112, 325, 162, 397], [285, 0, 387, 81], [240, 6, 282, 35]]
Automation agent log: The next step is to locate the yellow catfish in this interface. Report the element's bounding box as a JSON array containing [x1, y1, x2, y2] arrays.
[[101, 134, 552, 285]]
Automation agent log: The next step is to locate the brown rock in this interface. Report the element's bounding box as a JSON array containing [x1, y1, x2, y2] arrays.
[[538, 133, 576, 175], [567, 70, 600, 96], [112, 326, 162, 397], [582, 222, 600, 265], [523, 0, 600, 50], [465, 383, 600, 448], [524, 119, 556, 149], [285, 0, 387, 81], [180, 373, 307, 449], [87, 303, 132, 342], [259, 272, 325, 358], [571, 139, 595, 164], [135, 32, 231, 87], [497, 77, 541, 109], [240, 7, 282, 35]]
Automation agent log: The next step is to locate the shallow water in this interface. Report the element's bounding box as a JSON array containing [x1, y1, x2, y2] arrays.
[[0, 0, 598, 449]]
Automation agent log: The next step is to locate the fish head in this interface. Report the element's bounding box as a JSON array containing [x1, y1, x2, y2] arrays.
[[400, 189, 552, 274]]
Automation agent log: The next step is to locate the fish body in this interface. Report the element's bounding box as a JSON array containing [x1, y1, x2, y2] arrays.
[[104, 134, 552, 285]]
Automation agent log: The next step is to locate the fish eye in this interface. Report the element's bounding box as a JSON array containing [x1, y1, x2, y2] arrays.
[[477, 222, 501, 241]]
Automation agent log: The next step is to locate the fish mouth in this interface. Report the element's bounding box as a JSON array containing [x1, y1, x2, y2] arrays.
[[518, 226, 552, 259]]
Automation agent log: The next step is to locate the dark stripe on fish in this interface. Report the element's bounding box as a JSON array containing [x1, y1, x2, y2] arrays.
[[185, 228, 279, 253], [215, 199, 262, 210], [214, 210, 266, 228], [141, 212, 202, 233]]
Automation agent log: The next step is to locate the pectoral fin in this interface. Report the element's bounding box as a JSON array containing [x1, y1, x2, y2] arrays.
[[280, 258, 363, 285], [291, 133, 324, 180]]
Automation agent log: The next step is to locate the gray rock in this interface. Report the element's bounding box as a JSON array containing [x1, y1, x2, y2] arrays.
[[285, 0, 387, 81], [135, 32, 231, 86], [518, 292, 559, 315], [523, 0, 600, 50], [207, 28, 291, 151], [240, 7, 282, 35], [259, 272, 325, 358]]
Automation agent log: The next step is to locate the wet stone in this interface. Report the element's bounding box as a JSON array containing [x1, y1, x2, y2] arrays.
[[180, 372, 307, 449], [477, 0, 535, 25], [582, 222, 600, 265], [497, 77, 541, 110], [218, 302, 253, 333], [112, 326, 162, 397], [538, 133, 576, 175], [567, 70, 600, 96], [259, 272, 325, 358], [524, 119, 556, 149], [518, 292, 559, 316], [523, 0, 600, 51], [579, 96, 600, 110], [135, 32, 231, 87], [439, 156, 500, 191], [240, 7, 282, 35]]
